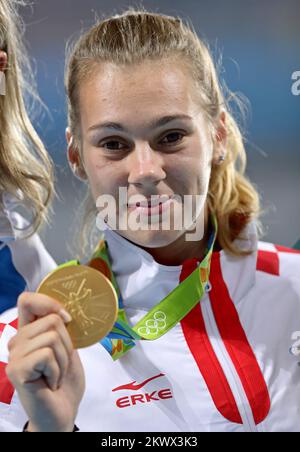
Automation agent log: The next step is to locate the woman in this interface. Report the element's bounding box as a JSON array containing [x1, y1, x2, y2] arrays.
[[0, 0, 56, 314], [1, 9, 300, 432]]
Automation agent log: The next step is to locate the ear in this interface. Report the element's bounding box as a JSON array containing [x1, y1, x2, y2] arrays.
[[0, 51, 8, 72], [66, 127, 88, 181], [212, 110, 227, 165]]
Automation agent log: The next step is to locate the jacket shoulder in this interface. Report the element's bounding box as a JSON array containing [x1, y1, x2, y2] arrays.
[[257, 240, 300, 280]]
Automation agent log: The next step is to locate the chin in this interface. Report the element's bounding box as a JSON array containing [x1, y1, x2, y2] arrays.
[[121, 229, 183, 249]]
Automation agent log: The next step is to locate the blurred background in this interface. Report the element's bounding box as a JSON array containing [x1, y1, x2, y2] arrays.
[[20, 0, 300, 262]]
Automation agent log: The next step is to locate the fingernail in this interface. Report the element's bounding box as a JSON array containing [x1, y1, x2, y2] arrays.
[[59, 309, 72, 324]]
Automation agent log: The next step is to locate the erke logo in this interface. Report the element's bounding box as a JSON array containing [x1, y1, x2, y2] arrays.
[[112, 373, 173, 408], [291, 71, 300, 96]]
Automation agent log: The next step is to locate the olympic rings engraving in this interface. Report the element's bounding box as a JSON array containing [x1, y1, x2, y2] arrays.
[[137, 311, 167, 337]]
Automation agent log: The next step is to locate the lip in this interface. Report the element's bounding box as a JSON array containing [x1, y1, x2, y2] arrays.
[[127, 196, 174, 216]]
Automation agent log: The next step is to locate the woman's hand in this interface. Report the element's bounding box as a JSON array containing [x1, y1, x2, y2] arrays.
[[6, 292, 85, 432]]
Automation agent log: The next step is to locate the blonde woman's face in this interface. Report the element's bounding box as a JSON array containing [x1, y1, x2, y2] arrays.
[[75, 60, 225, 248]]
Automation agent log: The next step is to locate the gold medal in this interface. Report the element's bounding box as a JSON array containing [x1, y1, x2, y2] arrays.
[[37, 265, 118, 349]]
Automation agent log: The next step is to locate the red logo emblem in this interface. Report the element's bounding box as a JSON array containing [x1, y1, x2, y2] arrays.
[[112, 373, 173, 409], [112, 373, 165, 392]]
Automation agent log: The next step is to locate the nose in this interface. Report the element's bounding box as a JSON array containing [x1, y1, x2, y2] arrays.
[[127, 143, 166, 188]]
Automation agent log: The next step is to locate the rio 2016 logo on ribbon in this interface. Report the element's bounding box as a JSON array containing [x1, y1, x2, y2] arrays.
[[137, 311, 167, 338]]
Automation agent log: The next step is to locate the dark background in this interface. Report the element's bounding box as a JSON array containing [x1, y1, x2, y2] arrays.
[[20, 0, 300, 262]]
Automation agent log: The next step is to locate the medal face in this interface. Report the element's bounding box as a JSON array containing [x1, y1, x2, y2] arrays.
[[37, 265, 118, 348]]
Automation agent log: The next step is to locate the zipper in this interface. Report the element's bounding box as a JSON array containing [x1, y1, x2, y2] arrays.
[[201, 288, 258, 433]]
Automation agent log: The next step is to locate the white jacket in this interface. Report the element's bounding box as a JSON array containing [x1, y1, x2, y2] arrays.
[[0, 219, 299, 432]]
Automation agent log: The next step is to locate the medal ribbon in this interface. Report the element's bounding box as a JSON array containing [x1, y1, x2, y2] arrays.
[[87, 214, 218, 360]]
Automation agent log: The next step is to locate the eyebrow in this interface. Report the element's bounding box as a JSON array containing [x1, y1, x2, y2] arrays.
[[88, 114, 193, 133]]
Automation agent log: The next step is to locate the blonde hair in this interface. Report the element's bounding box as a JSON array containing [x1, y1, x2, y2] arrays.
[[65, 8, 262, 257], [0, 0, 54, 234]]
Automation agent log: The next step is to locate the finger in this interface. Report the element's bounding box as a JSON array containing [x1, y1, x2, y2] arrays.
[[10, 331, 70, 385], [12, 314, 73, 358], [7, 347, 60, 392], [18, 292, 72, 328]]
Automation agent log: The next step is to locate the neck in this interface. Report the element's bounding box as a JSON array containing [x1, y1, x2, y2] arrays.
[[139, 209, 211, 267]]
